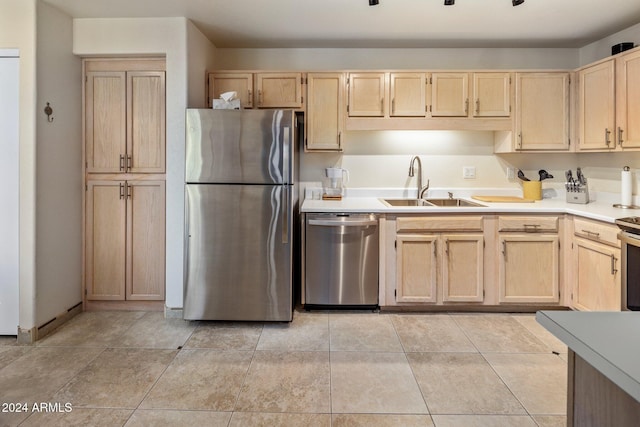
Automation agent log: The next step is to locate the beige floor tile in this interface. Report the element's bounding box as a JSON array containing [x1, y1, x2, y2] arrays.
[[20, 408, 133, 427], [0, 347, 103, 403], [484, 353, 567, 415], [115, 312, 197, 349], [331, 351, 428, 414], [229, 412, 331, 427], [126, 409, 231, 426], [431, 415, 538, 426], [408, 352, 526, 415], [257, 311, 329, 351], [53, 348, 176, 408], [453, 315, 549, 353], [0, 410, 30, 427], [392, 314, 477, 353], [332, 414, 434, 426], [141, 349, 252, 411], [185, 322, 263, 350], [0, 345, 32, 370], [329, 313, 403, 352], [512, 315, 568, 354], [532, 415, 567, 427], [235, 350, 330, 413], [36, 311, 146, 348], [0, 336, 19, 346]]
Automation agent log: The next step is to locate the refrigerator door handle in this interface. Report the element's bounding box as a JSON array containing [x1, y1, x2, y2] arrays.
[[283, 126, 290, 184], [282, 184, 289, 244]]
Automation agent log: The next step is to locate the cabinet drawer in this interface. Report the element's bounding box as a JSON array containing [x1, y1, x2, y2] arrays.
[[497, 216, 558, 232], [574, 217, 620, 247], [397, 216, 483, 232]]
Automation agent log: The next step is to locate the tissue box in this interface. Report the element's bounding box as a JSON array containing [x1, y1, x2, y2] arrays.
[[212, 99, 241, 110]]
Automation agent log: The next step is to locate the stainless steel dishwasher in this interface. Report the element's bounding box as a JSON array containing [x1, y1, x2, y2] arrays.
[[304, 213, 379, 307]]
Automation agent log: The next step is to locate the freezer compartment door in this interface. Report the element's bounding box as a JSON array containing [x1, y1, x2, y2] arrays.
[[185, 109, 294, 184], [184, 184, 293, 321]]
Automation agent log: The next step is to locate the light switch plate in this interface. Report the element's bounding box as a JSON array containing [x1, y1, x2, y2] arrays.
[[463, 166, 476, 179]]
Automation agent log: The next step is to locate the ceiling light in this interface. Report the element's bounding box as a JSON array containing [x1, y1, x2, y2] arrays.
[[512, 0, 525, 5], [369, 0, 379, 5], [444, 0, 455, 5]]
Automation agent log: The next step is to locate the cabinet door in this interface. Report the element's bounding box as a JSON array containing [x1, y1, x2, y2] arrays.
[[126, 181, 165, 300], [127, 71, 166, 173], [573, 238, 621, 311], [473, 73, 511, 117], [389, 72, 427, 117], [616, 50, 640, 149], [208, 73, 253, 108], [442, 234, 484, 302], [431, 73, 469, 117], [85, 71, 127, 173], [86, 181, 127, 300], [348, 72, 385, 117], [255, 72, 303, 108], [578, 60, 615, 151], [515, 73, 570, 151], [306, 73, 344, 151], [396, 234, 437, 303], [499, 234, 559, 303]]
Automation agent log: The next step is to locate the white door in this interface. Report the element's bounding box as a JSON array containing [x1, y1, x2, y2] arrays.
[[0, 50, 19, 335]]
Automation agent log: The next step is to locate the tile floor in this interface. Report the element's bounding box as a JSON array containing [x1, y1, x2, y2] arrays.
[[0, 310, 568, 427]]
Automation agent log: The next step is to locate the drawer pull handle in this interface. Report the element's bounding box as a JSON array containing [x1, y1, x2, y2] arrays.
[[605, 128, 611, 146], [523, 224, 541, 233], [581, 229, 601, 239], [611, 254, 618, 275]]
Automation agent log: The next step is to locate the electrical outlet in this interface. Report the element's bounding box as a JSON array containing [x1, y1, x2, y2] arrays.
[[463, 166, 476, 179], [507, 167, 515, 180]]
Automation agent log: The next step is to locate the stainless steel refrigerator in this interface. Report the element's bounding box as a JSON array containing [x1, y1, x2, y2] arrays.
[[183, 109, 298, 321]]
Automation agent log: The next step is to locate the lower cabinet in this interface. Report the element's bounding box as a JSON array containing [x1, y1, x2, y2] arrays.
[[395, 216, 484, 304], [86, 180, 165, 301], [572, 217, 621, 311], [497, 215, 560, 304]]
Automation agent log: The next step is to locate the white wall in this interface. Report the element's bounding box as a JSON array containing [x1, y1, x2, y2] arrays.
[[0, 0, 37, 333], [579, 22, 640, 66], [215, 47, 579, 70], [73, 17, 189, 309], [187, 20, 216, 108], [35, 1, 83, 326]]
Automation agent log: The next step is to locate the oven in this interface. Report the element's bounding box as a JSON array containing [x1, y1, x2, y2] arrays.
[[615, 217, 640, 311]]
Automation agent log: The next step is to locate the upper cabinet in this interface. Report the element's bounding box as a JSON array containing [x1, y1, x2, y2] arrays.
[[347, 72, 386, 117], [514, 72, 570, 151], [389, 72, 427, 117], [473, 73, 511, 117], [431, 73, 469, 117], [207, 72, 304, 110], [85, 59, 166, 174], [577, 47, 640, 152], [305, 72, 345, 151]]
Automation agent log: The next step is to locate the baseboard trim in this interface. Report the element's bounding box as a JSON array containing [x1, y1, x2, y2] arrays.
[[17, 302, 83, 344]]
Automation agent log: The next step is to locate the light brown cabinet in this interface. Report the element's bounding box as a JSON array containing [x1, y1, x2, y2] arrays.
[[347, 72, 386, 117], [208, 72, 304, 109], [497, 216, 560, 304], [305, 72, 344, 151], [389, 72, 427, 117], [514, 72, 570, 151], [616, 49, 640, 149], [431, 73, 469, 117], [571, 217, 621, 311], [86, 180, 165, 301], [472, 72, 511, 117], [395, 216, 484, 304], [85, 64, 165, 173], [577, 60, 616, 150]]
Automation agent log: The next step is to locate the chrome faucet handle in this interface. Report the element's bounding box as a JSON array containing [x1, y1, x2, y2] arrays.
[[419, 180, 430, 199], [448, 191, 453, 199]]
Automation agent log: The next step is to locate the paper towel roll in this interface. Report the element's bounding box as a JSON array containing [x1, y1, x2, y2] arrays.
[[621, 166, 632, 206]]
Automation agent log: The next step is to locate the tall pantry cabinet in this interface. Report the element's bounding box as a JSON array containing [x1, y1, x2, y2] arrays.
[[84, 59, 166, 309]]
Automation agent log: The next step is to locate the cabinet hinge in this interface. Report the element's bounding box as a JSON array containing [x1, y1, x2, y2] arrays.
[[509, 105, 512, 113], [394, 240, 397, 249], [509, 76, 512, 84], [570, 293, 573, 301], [85, 75, 87, 83], [85, 184, 87, 191], [394, 289, 397, 297], [346, 77, 350, 85], [301, 76, 304, 84], [483, 289, 485, 297], [571, 242, 574, 249], [347, 104, 350, 113], [430, 77, 433, 84], [558, 241, 561, 249], [568, 138, 571, 147]]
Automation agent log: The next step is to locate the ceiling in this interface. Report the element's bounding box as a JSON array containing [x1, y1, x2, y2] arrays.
[[43, 0, 640, 49]]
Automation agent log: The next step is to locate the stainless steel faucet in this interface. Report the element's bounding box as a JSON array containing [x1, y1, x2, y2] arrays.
[[408, 156, 430, 199]]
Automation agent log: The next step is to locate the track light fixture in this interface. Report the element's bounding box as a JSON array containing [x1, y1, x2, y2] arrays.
[[369, 0, 379, 5], [444, 0, 455, 5], [512, 0, 525, 5]]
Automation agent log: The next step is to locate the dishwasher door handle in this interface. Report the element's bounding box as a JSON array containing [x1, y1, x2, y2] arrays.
[[308, 218, 378, 227]]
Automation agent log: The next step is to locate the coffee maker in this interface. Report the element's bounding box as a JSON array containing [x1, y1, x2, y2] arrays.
[[323, 167, 349, 199]]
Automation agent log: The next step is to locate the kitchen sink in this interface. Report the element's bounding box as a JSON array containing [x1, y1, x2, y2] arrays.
[[424, 198, 486, 207], [381, 198, 486, 207], [382, 198, 432, 207]]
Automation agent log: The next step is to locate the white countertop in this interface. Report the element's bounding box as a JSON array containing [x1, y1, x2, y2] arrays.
[[536, 311, 640, 403], [301, 187, 639, 223]]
